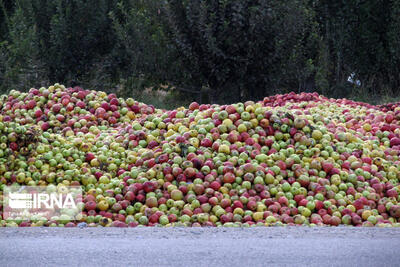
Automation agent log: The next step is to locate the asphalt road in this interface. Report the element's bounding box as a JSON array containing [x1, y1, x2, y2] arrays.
[[0, 227, 399, 267]]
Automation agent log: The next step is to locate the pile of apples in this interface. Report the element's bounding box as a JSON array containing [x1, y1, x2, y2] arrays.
[[1, 84, 400, 227]]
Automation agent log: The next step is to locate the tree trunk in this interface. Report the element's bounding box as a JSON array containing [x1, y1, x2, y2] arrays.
[[209, 88, 218, 104], [237, 85, 242, 103]]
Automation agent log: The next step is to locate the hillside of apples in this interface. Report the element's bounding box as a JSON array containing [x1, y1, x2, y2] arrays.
[[1, 84, 400, 227]]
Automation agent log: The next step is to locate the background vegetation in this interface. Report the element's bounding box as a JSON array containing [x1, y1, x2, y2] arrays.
[[1, 0, 400, 107]]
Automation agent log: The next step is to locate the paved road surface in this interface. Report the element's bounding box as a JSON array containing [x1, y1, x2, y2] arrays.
[[0, 227, 399, 267]]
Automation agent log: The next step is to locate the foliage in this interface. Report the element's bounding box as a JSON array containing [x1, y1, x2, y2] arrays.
[[164, 0, 320, 103], [109, 0, 180, 96], [0, 0, 400, 103]]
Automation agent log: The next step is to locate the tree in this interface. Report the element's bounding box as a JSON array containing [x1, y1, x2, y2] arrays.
[[313, 0, 400, 98], [109, 0, 180, 95], [0, 0, 47, 92], [164, 0, 319, 103]]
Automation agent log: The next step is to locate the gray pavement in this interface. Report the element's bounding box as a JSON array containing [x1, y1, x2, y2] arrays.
[[0, 227, 399, 267]]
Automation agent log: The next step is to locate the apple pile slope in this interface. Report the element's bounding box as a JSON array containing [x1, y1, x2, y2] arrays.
[[1, 84, 400, 227]]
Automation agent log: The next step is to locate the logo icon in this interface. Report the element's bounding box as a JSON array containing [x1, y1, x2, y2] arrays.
[[9, 193, 33, 209]]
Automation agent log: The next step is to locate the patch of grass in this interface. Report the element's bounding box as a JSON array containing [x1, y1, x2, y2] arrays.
[[345, 86, 400, 105], [135, 91, 191, 110], [350, 94, 400, 105], [127, 88, 192, 110]]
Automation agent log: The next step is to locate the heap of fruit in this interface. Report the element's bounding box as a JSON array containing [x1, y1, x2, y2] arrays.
[[1, 84, 400, 227]]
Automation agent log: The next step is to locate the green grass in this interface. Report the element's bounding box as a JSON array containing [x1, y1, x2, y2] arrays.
[[350, 94, 400, 105]]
